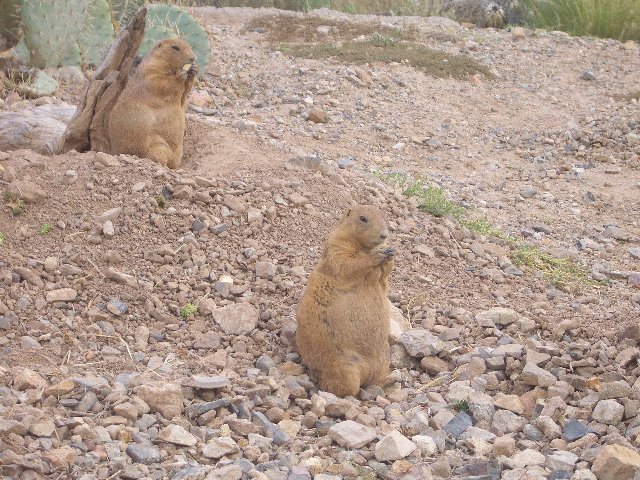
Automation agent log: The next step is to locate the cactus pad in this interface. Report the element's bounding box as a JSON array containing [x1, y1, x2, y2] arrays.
[[79, 0, 116, 66], [20, 0, 90, 68], [138, 4, 211, 76]]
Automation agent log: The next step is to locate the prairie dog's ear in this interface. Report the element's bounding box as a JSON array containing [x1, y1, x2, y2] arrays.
[[154, 41, 162, 49]]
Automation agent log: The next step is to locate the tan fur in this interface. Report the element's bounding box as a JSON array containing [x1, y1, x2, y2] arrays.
[[107, 38, 197, 169], [295, 205, 395, 397]]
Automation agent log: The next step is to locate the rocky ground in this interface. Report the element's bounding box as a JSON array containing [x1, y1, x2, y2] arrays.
[[1, 6, 640, 480]]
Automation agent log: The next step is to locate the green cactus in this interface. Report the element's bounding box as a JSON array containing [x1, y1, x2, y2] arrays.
[[79, 0, 116, 66], [0, 0, 22, 46], [139, 4, 211, 76], [107, 0, 145, 33], [20, 0, 90, 68]]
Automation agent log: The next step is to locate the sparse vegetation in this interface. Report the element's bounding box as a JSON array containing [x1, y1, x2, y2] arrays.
[[5, 194, 25, 216], [181, 303, 198, 319], [246, 14, 414, 43], [513, 244, 595, 290], [0, 231, 4, 246], [376, 171, 604, 291], [452, 399, 470, 413], [280, 38, 493, 81], [614, 91, 640, 103], [39, 223, 52, 235], [461, 217, 514, 242], [377, 172, 465, 218], [521, 0, 640, 41], [155, 194, 166, 208]]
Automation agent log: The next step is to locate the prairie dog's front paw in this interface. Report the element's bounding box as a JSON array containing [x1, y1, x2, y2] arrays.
[[373, 243, 396, 263]]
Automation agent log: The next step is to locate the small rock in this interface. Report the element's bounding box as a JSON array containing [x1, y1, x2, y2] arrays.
[[512, 448, 546, 468], [598, 380, 632, 400], [182, 375, 230, 390], [475, 307, 518, 326], [591, 444, 640, 480], [212, 303, 258, 335], [46, 288, 78, 303], [256, 261, 277, 279], [14, 368, 48, 390], [308, 109, 328, 123], [444, 411, 473, 438], [563, 419, 590, 441], [135, 383, 184, 419], [106, 299, 128, 316], [103, 221, 115, 237], [581, 70, 596, 81], [328, 420, 377, 448], [125, 444, 161, 464], [157, 424, 198, 446], [520, 362, 557, 387], [399, 329, 445, 357], [546, 450, 578, 472], [591, 400, 624, 425], [202, 437, 239, 459], [375, 430, 417, 462]]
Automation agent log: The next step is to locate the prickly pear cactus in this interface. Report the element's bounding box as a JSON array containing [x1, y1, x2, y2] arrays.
[[108, 0, 146, 33], [79, 0, 116, 66], [20, 0, 90, 68], [0, 0, 22, 46], [139, 4, 211, 76]]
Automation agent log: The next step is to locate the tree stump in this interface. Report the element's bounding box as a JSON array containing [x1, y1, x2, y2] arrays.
[[57, 7, 147, 154]]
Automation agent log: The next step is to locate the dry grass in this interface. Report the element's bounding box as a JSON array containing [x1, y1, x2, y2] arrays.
[[279, 37, 493, 81], [246, 14, 417, 42], [614, 91, 640, 102]]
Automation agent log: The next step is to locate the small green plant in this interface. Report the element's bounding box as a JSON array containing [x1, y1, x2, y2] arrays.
[[155, 195, 166, 208], [411, 185, 465, 218], [513, 245, 593, 291], [6, 196, 25, 216], [180, 303, 198, 319], [461, 218, 514, 242], [39, 223, 52, 235], [369, 32, 397, 46], [452, 399, 469, 413], [375, 173, 464, 218], [0, 231, 5, 246]]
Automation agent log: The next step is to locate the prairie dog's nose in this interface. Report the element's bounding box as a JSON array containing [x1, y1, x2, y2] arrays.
[[380, 231, 388, 240]]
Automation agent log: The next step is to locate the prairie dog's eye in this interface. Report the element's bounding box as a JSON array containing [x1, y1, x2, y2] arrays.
[[172, 45, 181, 51], [359, 215, 368, 223]]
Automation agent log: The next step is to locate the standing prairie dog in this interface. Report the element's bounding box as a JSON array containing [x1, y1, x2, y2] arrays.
[[107, 38, 198, 168], [295, 205, 395, 397]]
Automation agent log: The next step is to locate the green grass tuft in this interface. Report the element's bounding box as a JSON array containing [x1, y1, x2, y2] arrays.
[[39, 223, 52, 235], [521, 0, 640, 41], [461, 218, 514, 242], [452, 399, 470, 413], [180, 303, 198, 319], [513, 244, 596, 291], [0, 231, 4, 246]]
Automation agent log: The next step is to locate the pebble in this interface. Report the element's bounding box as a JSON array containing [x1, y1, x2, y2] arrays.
[[212, 303, 259, 335], [374, 430, 417, 461], [328, 420, 377, 448]]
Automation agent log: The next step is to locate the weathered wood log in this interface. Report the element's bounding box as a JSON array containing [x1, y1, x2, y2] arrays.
[[57, 7, 147, 154], [0, 104, 76, 154]]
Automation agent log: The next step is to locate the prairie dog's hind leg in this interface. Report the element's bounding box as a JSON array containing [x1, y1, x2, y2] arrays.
[[319, 358, 361, 397], [146, 136, 175, 167]]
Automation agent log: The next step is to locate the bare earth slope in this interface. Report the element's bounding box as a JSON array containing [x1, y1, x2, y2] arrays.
[[0, 7, 639, 480]]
